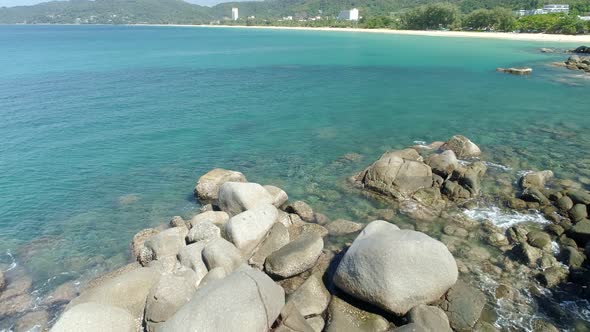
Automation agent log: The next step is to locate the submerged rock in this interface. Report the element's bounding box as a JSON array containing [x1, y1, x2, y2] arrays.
[[326, 219, 364, 236], [194, 168, 246, 202], [334, 220, 458, 315], [520, 170, 554, 190], [158, 267, 284, 332], [15, 310, 49, 332]]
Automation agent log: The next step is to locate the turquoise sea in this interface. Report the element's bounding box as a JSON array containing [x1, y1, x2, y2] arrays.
[[1, 25, 589, 329]]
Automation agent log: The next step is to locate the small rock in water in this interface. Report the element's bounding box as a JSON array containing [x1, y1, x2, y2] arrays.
[[15, 310, 49, 332], [118, 193, 140, 205], [496, 67, 533, 75], [285, 201, 316, 223], [326, 219, 363, 236]]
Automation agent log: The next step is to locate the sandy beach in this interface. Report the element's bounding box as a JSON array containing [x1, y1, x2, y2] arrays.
[[140, 24, 590, 43]]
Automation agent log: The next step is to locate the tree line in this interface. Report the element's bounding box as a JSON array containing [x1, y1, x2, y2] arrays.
[[360, 3, 589, 34]]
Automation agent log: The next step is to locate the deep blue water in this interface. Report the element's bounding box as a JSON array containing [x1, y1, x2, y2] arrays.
[[0, 24, 589, 328]]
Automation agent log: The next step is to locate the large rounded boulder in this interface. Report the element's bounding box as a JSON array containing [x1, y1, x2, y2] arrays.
[[356, 149, 434, 200], [333, 220, 458, 315], [440, 135, 481, 159], [194, 168, 246, 202]]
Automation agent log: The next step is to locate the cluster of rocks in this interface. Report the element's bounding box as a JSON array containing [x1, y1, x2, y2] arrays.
[[504, 169, 590, 291], [565, 55, 590, 73], [352, 135, 486, 221], [47, 166, 499, 332]]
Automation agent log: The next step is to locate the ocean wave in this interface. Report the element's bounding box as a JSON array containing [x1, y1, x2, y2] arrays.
[[463, 206, 550, 228], [1, 250, 17, 272], [484, 161, 512, 171]]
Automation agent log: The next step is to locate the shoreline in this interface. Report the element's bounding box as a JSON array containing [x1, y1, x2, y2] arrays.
[[134, 24, 590, 43]]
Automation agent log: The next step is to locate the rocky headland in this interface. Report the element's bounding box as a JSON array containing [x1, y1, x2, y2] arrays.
[[3, 135, 590, 331]]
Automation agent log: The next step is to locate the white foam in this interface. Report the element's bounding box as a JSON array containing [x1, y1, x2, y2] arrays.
[[484, 161, 512, 171], [413, 140, 427, 145], [463, 206, 550, 229]]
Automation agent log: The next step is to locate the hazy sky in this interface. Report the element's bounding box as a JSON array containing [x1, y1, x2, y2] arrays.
[[0, 0, 229, 7]]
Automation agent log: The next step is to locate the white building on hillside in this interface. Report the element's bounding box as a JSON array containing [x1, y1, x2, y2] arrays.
[[543, 4, 569, 13], [231, 8, 239, 21], [338, 8, 359, 21]]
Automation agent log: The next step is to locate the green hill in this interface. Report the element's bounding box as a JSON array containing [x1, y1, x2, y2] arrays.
[[0, 0, 212, 24]]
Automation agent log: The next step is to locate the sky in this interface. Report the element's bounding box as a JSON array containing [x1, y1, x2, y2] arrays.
[[0, 0, 231, 7]]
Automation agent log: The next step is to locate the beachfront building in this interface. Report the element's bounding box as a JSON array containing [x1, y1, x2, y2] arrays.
[[231, 8, 239, 21], [337, 8, 359, 21], [515, 4, 569, 16], [543, 4, 569, 13], [580, 16, 590, 21]]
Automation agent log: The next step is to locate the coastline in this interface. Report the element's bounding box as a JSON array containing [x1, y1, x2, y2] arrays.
[[135, 24, 590, 43]]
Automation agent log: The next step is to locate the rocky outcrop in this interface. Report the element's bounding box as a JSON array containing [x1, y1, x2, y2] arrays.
[[194, 168, 246, 202], [158, 267, 284, 332], [573, 46, 590, 54], [565, 55, 590, 73], [355, 149, 433, 200], [334, 220, 458, 315]]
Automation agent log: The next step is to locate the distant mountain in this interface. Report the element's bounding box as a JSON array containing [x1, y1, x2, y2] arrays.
[[0, 0, 212, 24]]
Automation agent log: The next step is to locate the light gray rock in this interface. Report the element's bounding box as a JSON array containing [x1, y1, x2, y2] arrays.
[[159, 267, 285, 332], [306, 316, 325, 332], [177, 242, 208, 284], [265, 233, 324, 278], [326, 219, 364, 236], [186, 221, 221, 244], [285, 201, 315, 222], [440, 135, 481, 159], [169, 216, 187, 228], [225, 203, 278, 255], [409, 304, 452, 332], [145, 227, 188, 260], [201, 238, 243, 273], [194, 168, 246, 202], [199, 266, 227, 287], [51, 302, 136, 332], [357, 149, 433, 199], [274, 302, 315, 332], [217, 182, 274, 216], [287, 273, 331, 317], [189, 211, 229, 229], [145, 270, 198, 324], [249, 222, 290, 269], [67, 267, 159, 320], [325, 296, 390, 332], [264, 185, 289, 207], [334, 220, 458, 315]]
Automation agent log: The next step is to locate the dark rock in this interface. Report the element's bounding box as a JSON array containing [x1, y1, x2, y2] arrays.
[[569, 219, 590, 245], [514, 242, 542, 267], [560, 246, 585, 269], [521, 187, 550, 205], [573, 46, 590, 54], [568, 190, 590, 204], [538, 266, 568, 288]]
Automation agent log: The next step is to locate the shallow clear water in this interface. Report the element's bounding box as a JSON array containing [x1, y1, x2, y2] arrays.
[[0, 25, 589, 328]]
